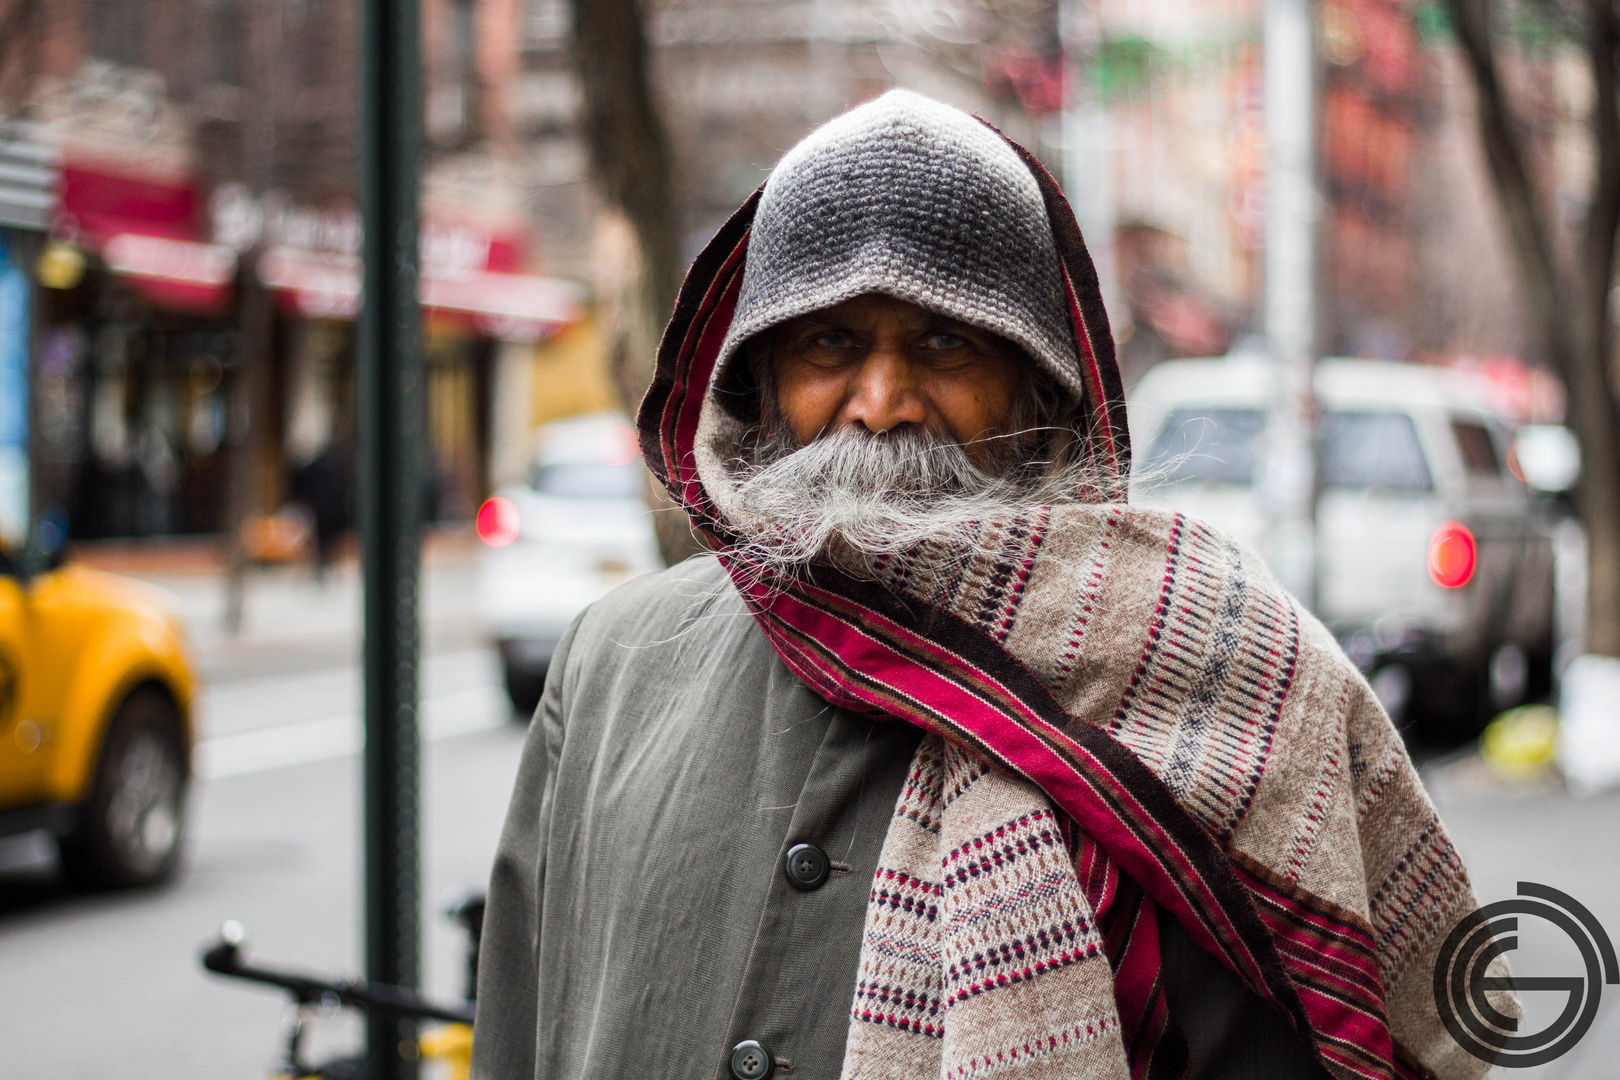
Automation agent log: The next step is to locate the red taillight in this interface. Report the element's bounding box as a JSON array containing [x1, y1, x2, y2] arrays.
[[477, 496, 520, 547], [606, 425, 640, 467], [1428, 521, 1476, 588]]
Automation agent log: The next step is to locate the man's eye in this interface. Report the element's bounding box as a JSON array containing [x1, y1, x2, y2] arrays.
[[922, 332, 969, 351], [809, 331, 855, 349]]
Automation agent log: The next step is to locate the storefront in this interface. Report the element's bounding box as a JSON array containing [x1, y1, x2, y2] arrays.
[[16, 57, 592, 547], [31, 166, 584, 543], [31, 157, 241, 541], [254, 200, 584, 523]]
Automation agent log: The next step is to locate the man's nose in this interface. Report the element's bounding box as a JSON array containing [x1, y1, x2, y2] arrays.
[[843, 348, 926, 433]]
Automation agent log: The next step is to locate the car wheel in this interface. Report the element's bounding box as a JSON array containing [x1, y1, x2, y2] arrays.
[[60, 686, 187, 889], [503, 663, 548, 721]]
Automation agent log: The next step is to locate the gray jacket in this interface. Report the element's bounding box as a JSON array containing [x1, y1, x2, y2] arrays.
[[472, 557, 1323, 1080]]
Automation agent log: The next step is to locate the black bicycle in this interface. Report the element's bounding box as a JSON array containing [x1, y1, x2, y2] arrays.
[[200, 893, 484, 1080]]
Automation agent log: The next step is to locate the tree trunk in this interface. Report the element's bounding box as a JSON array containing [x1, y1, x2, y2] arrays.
[[1445, 0, 1620, 657], [569, 0, 679, 400], [570, 0, 702, 564], [1573, 0, 1620, 658], [0, 0, 41, 96]]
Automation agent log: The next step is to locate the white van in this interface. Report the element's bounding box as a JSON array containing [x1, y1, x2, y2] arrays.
[[1127, 355, 1557, 737], [476, 412, 662, 715]]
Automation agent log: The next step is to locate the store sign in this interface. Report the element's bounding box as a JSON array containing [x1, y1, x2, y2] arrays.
[[0, 234, 29, 544], [228, 185, 583, 341], [211, 184, 523, 273], [422, 269, 586, 342], [54, 161, 241, 314], [257, 244, 584, 341], [257, 247, 361, 319], [102, 233, 237, 315], [59, 165, 200, 247]]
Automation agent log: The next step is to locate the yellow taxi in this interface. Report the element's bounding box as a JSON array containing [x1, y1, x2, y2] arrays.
[[0, 537, 195, 887]]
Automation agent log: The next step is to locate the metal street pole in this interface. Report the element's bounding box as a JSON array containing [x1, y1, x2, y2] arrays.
[[358, 0, 422, 1075], [1263, 0, 1319, 607]]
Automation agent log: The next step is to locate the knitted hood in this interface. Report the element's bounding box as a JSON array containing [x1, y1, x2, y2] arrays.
[[645, 91, 1129, 528], [714, 90, 1084, 408]]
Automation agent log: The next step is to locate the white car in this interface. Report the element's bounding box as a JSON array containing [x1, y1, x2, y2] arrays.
[[1127, 355, 1558, 738], [477, 412, 662, 714]]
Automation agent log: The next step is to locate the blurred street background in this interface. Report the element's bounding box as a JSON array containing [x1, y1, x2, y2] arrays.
[[0, 532, 529, 1078], [2, 0, 1620, 1074]]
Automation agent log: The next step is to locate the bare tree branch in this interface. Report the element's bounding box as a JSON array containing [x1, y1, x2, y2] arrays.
[[570, 0, 679, 338], [569, 0, 702, 565], [1446, 0, 1573, 364], [1571, 0, 1620, 656], [0, 0, 40, 103], [1581, 1, 1620, 321]]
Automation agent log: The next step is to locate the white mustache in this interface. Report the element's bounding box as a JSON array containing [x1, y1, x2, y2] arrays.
[[718, 424, 1106, 581]]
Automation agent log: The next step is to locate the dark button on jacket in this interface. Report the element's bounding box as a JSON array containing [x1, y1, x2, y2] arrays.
[[784, 843, 830, 890], [730, 1040, 773, 1080]]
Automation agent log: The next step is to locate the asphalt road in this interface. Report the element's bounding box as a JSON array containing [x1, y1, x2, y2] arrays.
[[0, 644, 528, 1080]]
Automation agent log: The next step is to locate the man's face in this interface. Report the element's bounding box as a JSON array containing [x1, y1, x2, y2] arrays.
[[766, 293, 1027, 462]]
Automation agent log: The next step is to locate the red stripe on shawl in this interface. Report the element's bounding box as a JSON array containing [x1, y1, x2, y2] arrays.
[[746, 597, 1252, 984], [657, 242, 749, 502], [737, 574, 1271, 984], [1232, 860, 1395, 1073], [745, 575, 1402, 1077], [676, 283, 742, 515], [1055, 258, 1123, 494], [989, 126, 1131, 499], [1112, 895, 1170, 1078], [1076, 833, 1171, 1079]]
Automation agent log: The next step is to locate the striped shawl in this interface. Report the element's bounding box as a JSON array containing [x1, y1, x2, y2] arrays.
[[636, 128, 1504, 1080]]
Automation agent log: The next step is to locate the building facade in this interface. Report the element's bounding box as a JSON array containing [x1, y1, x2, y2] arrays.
[[0, 0, 591, 545]]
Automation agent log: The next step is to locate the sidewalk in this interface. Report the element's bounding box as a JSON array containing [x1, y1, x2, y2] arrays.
[[69, 527, 477, 576], [70, 528, 487, 684]]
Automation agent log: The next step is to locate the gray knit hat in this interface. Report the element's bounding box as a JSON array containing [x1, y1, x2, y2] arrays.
[[716, 89, 1081, 399]]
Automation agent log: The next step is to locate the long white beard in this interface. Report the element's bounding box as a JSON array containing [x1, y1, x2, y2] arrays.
[[718, 425, 1101, 580]]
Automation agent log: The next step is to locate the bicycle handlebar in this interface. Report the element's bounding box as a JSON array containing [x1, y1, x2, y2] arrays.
[[201, 932, 475, 1026]]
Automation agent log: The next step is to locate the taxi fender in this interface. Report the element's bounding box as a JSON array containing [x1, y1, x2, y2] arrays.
[[44, 611, 194, 806]]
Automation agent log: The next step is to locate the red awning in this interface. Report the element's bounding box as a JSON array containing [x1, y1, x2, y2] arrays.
[[102, 233, 237, 316], [60, 165, 200, 247], [257, 246, 585, 341], [59, 164, 234, 315], [257, 247, 359, 319], [422, 269, 585, 341]]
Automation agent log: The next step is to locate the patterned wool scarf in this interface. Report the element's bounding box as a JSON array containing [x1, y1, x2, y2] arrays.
[[637, 129, 1506, 1080]]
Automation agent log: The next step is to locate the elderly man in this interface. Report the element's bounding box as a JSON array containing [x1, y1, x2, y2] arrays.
[[473, 92, 1504, 1080]]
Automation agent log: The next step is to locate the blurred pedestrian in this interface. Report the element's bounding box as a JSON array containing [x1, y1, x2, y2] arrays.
[[474, 92, 1506, 1080], [289, 441, 352, 577]]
